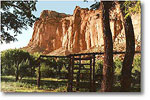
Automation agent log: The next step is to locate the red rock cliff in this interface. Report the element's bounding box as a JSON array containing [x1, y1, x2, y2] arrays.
[[24, 6, 141, 55]]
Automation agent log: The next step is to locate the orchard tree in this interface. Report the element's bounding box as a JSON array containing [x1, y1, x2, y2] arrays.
[[1, 0, 37, 43], [1, 49, 35, 81]]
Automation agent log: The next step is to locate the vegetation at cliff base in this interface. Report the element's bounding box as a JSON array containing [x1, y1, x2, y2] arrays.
[[1, 49, 141, 92]]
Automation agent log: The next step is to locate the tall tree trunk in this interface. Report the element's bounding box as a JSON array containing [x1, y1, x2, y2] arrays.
[[120, 2, 135, 92], [15, 65, 19, 81], [100, 1, 114, 92]]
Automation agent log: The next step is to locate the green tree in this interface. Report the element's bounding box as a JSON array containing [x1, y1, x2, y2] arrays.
[[1, 49, 34, 81], [18, 59, 31, 79], [1, 0, 37, 43]]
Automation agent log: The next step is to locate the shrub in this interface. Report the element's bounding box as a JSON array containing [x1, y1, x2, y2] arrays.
[[114, 58, 122, 76], [18, 59, 32, 79], [35, 57, 69, 78], [132, 55, 141, 86]]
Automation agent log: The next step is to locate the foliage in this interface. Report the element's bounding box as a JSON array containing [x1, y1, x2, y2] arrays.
[[39, 63, 56, 78], [32, 52, 41, 60], [114, 58, 122, 76], [95, 59, 103, 76], [90, 2, 100, 10], [18, 59, 31, 79], [132, 55, 141, 74], [113, 55, 141, 90], [35, 57, 69, 78], [94, 55, 141, 91], [121, 1, 141, 19], [1, 0, 37, 43], [86, 0, 141, 19], [131, 55, 141, 86]]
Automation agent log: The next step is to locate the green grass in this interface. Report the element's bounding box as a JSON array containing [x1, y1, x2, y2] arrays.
[[1, 76, 100, 92], [1, 76, 68, 92]]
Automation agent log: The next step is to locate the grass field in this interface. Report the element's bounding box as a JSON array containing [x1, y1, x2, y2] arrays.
[[1, 75, 140, 92], [1, 76, 68, 92], [1, 76, 101, 92]]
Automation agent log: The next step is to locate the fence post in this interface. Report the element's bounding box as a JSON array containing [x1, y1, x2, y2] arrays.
[[70, 56, 74, 92], [67, 56, 71, 92], [76, 55, 81, 91], [90, 57, 92, 92], [93, 54, 96, 92], [37, 58, 41, 88]]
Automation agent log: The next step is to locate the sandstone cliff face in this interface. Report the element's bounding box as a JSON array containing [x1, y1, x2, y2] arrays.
[[24, 6, 141, 55]]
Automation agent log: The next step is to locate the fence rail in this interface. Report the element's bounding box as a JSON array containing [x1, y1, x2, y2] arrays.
[[40, 51, 141, 58]]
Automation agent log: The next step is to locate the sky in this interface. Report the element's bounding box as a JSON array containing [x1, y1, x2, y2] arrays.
[[0, 0, 96, 51]]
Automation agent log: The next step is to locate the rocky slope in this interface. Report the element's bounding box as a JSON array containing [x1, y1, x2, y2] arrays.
[[24, 5, 141, 55]]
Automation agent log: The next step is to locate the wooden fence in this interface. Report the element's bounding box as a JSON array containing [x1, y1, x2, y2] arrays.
[[37, 51, 141, 92]]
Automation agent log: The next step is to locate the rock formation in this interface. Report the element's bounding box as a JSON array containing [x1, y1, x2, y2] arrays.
[[24, 5, 141, 55]]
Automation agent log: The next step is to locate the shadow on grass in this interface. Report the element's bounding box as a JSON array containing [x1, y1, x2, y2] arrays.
[[1, 76, 140, 92], [1, 76, 68, 90]]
